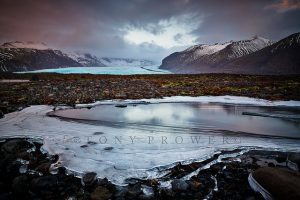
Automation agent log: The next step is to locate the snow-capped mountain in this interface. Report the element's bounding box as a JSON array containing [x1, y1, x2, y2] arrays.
[[160, 36, 274, 73], [0, 42, 80, 72], [0, 42, 155, 72], [66, 52, 106, 67], [100, 57, 155, 67], [222, 32, 300, 74]]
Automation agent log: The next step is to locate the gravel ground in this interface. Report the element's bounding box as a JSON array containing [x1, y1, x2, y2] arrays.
[[1, 73, 300, 116]]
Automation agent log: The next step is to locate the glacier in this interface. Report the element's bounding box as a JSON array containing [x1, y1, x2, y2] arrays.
[[18, 66, 170, 75]]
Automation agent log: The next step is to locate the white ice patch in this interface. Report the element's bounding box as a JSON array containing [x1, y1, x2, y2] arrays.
[[76, 95, 300, 108], [1, 96, 300, 185], [17, 66, 170, 75]]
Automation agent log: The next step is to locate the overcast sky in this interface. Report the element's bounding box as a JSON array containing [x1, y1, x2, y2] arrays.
[[0, 0, 299, 62]]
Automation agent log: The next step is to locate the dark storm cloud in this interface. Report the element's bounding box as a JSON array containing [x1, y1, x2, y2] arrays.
[[0, 0, 299, 61]]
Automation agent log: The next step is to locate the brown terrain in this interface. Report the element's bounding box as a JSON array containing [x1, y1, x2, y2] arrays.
[[1, 73, 300, 116]]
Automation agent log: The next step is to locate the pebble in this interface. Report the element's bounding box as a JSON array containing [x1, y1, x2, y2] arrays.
[[82, 172, 97, 186]]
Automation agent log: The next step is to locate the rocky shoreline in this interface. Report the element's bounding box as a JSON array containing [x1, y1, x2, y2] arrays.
[[1, 73, 300, 116], [1, 137, 299, 200]]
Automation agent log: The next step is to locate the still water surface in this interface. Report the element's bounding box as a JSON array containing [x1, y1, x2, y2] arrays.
[[53, 103, 300, 139]]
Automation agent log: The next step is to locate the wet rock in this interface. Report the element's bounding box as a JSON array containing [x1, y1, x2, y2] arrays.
[[0, 110, 4, 118], [1, 139, 33, 154], [187, 180, 203, 191], [30, 175, 58, 194], [252, 167, 300, 200], [93, 132, 104, 135], [82, 172, 97, 186], [80, 144, 88, 148], [104, 147, 113, 151], [288, 153, 300, 170], [171, 179, 189, 191], [97, 177, 109, 186], [4, 158, 23, 178], [12, 175, 29, 196], [140, 185, 154, 199], [211, 163, 222, 175], [35, 162, 51, 174], [114, 185, 128, 199], [88, 141, 97, 145], [0, 193, 12, 200], [115, 104, 127, 108], [268, 163, 275, 167], [90, 186, 112, 200], [127, 183, 142, 198], [159, 188, 174, 198]]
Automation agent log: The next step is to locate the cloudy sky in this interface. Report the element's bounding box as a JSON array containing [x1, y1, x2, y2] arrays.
[[0, 0, 299, 62]]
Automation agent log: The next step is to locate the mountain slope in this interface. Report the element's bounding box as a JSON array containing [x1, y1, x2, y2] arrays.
[[66, 52, 106, 67], [0, 41, 155, 72], [0, 48, 81, 72], [159, 42, 231, 72], [100, 57, 155, 67], [222, 32, 300, 74], [160, 36, 274, 73]]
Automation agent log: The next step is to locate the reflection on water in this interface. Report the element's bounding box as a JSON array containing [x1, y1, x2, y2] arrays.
[[53, 103, 300, 139]]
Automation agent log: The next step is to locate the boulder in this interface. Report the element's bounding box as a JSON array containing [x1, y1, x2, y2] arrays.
[[1, 139, 33, 154], [171, 179, 189, 191], [12, 175, 29, 196], [251, 167, 300, 200], [91, 186, 112, 200], [82, 172, 97, 186]]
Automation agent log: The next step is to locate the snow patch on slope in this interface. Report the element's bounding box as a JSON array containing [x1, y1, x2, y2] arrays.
[[184, 42, 231, 57], [66, 51, 105, 66], [228, 36, 274, 59], [100, 57, 156, 67], [76, 95, 300, 108]]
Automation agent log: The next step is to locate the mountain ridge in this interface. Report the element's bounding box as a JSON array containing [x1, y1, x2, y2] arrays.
[[221, 32, 300, 74], [0, 42, 155, 72], [160, 36, 275, 73]]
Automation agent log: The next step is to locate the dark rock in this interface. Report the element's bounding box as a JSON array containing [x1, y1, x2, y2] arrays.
[[171, 179, 189, 191], [140, 185, 154, 199], [30, 175, 58, 194], [80, 145, 88, 148], [0, 193, 12, 200], [12, 175, 29, 196], [82, 172, 97, 186], [97, 178, 110, 186], [114, 185, 128, 199], [87, 141, 97, 145], [288, 153, 300, 169], [35, 162, 51, 174], [211, 164, 222, 175], [115, 104, 127, 108], [104, 147, 113, 151], [268, 163, 275, 167], [93, 132, 104, 135], [252, 167, 300, 200], [0, 110, 4, 118], [127, 183, 142, 198], [1, 139, 33, 154], [187, 180, 203, 191], [91, 186, 112, 200]]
